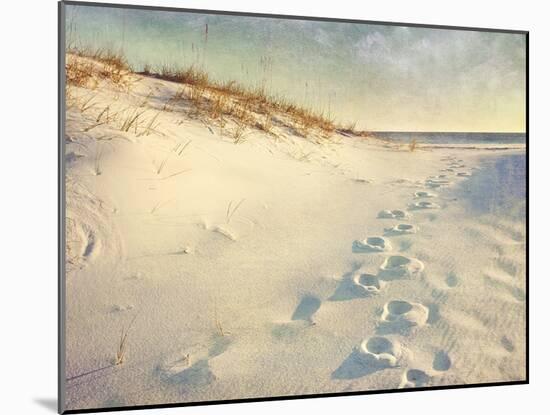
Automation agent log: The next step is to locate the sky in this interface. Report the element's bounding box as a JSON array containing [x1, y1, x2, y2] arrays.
[[65, 4, 526, 132]]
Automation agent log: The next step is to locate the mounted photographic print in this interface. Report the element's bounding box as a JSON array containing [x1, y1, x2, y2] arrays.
[[59, 1, 528, 413]]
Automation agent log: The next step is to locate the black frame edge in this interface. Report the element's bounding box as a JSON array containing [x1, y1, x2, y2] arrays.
[[59, 1, 67, 414]]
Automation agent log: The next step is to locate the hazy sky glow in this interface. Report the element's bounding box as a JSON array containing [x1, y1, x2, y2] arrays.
[[66, 5, 526, 132]]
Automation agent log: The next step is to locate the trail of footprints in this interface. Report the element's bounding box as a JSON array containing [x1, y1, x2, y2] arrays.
[[346, 154, 475, 388], [137, 155, 509, 391], [162, 155, 475, 388]]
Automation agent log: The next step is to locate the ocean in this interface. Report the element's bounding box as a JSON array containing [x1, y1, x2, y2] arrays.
[[372, 132, 526, 146]]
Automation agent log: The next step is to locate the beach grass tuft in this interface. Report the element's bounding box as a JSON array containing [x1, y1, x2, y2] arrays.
[[66, 47, 369, 142]]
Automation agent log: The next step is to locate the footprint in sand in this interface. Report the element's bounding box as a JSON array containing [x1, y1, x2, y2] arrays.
[[352, 273, 383, 296], [111, 304, 135, 313], [353, 236, 392, 253], [414, 191, 437, 198], [76, 222, 101, 260], [379, 255, 424, 280], [379, 300, 430, 333], [384, 224, 418, 236], [501, 336, 515, 353], [330, 265, 384, 301], [426, 212, 438, 222], [445, 272, 459, 288], [378, 209, 410, 219], [408, 201, 441, 210], [332, 336, 401, 379], [432, 350, 452, 371], [356, 336, 401, 368], [425, 178, 450, 188], [399, 369, 431, 388], [66, 216, 106, 274]]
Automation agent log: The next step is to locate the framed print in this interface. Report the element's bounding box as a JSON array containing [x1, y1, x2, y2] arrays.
[[59, 1, 528, 413]]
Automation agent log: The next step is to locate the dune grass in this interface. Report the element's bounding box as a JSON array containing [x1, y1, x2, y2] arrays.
[[66, 47, 370, 142], [67, 48, 131, 88]]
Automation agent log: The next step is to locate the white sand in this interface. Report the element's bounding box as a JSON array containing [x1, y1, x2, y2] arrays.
[[63, 56, 526, 411]]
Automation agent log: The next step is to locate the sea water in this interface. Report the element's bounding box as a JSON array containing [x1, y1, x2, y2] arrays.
[[373, 132, 526, 146]]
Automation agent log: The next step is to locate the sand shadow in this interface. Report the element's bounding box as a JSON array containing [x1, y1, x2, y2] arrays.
[[208, 335, 232, 358], [328, 262, 373, 301], [426, 303, 441, 324], [433, 350, 452, 371], [328, 273, 365, 301], [291, 295, 321, 321], [331, 350, 385, 380], [271, 320, 315, 342], [161, 359, 216, 387]]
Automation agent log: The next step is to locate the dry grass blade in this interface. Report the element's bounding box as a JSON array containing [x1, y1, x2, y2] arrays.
[[96, 105, 110, 123], [156, 169, 191, 180], [155, 142, 180, 175], [177, 139, 192, 156], [83, 121, 107, 132], [120, 108, 147, 133], [226, 199, 245, 224], [79, 95, 97, 113], [115, 314, 138, 366], [94, 145, 103, 176], [150, 199, 174, 214], [214, 303, 230, 337], [231, 122, 248, 144], [137, 111, 162, 137]]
